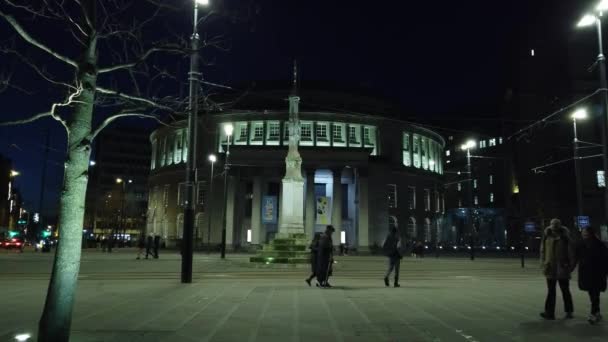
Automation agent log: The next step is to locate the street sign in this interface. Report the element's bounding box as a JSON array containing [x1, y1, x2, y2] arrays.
[[576, 216, 590, 229], [524, 222, 535, 233]]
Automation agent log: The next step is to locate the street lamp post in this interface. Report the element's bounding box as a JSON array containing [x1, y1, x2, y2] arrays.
[[220, 123, 233, 259], [181, 0, 209, 284], [572, 109, 588, 223], [114, 178, 131, 249], [207, 154, 216, 254], [577, 1, 608, 231], [461, 140, 476, 261]]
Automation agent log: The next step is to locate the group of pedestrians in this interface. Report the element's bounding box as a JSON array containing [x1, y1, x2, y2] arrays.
[[540, 218, 608, 324], [304, 219, 607, 325], [136, 234, 161, 259], [305, 225, 335, 288]]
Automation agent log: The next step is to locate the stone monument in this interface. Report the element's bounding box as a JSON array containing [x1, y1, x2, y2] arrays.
[[250, 62, 309, 265]]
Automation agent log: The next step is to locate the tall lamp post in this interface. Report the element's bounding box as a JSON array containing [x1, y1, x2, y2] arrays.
[[181, 0, 209, 284], [461, 140, 476, 261], [572, 108, 588, 224], [115, 178, 132, 248], [207, 154, 216, 253], [577, 1, 608, 230], [220, 123, 233, 259]]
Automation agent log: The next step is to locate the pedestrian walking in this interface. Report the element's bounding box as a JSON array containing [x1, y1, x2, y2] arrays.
[[153, 234, 161, 259], [136, 234, 146, 260], [540, 218, 575, 320], [383, 226, 403, 287], [305, 232, 321, 286], [574, 227, 608, 324], [316, 225, 335, 288], [145, 234, 154, 259]]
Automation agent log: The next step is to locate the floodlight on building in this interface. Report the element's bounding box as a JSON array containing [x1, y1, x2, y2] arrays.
[[116, 178, 123, 184]]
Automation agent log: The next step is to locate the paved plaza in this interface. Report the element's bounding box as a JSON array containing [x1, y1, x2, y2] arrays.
[[0, 249, 606, 342]]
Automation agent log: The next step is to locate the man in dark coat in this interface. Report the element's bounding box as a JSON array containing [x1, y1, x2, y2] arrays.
[[575, 227, 608, 324], [153, 235, 161, 259], [383, 226, 402, 287], [316, 225, 335, 288], [539, 218, 575, 320], [305, 232, 321, 286], [145, 234, 154, 259]]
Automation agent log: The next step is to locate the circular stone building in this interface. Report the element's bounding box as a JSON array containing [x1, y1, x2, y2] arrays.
[[146, 90, 446, 252]]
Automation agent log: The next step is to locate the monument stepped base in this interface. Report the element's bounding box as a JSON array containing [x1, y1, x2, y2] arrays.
[[249, 233, 310, 265]]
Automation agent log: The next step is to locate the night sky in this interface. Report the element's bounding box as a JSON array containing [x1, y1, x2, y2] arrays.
[[0, 0, 596, 217]]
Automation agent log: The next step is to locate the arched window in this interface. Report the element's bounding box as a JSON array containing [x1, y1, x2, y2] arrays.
[[195, 213, 205, 240], [407, 217, 416, 239], [389, 215, 398, 230], [176, 214, 184, 239], [424, 218, 432, 242]]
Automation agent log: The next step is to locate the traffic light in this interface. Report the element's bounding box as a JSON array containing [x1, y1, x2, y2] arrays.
[[8, 231, 18, 238], [17, 219, 27, 226], [42, 230, 51, 238]]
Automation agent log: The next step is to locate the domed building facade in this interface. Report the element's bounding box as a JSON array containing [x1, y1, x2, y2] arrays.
[[146, 91, 446, 252]]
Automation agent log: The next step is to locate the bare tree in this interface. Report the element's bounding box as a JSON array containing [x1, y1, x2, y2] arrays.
[[0, 0, 239, 340]]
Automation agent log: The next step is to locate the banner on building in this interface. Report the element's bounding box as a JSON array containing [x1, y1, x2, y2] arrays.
[[262, 196, 278, 224], [316, 196, 331, 225]]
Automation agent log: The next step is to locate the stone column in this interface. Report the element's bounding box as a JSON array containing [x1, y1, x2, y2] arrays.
[[357, 172, 370, 252], [251, 176, 262, 247], [305, 169, 316, 239], [331, 168, 343, 247], [225, 176, 236, 251]]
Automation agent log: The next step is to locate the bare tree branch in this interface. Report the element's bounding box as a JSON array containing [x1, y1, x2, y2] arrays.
[[89, 112, 174, 140], [95, 86, 174, 111], [0, 9, 77, 67], [0, 47, 77, 89], [98, 46, 185, 74]]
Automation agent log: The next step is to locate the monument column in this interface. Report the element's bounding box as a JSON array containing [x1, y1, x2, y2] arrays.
[[331, 168, 343, 247], [251, 176, 262, 247], [225, 175, 236, 251], [305, 169, 316, 239], [357, 171, 370, 252]]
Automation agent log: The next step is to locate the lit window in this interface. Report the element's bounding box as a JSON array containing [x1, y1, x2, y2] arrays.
[[473, 179, 478, 189], [474, 195, 479, 205], [348, 124, 361, 146], [403, 133, 411, 167], [489, 175, 494, 185], [421, 136, 428, 170], [446, 150, 450, 157], [413, 134, 421, 168], [235, 122, 248, 144], [489, 138, 496, 147], [150, 139, 157, 170], [499, 137, 503, 144], [424, 189, 431, 211], [490, 192, 494, 203], [300, 122, 313, 142], [332, 123, 345, 144], [174, 132, 183, 164], [166, 135, 174, 166], [197, 182, 206, 210], [316, 122, 330, 146], [457, 182, 462, 191], [363, 126, 377, 155], [408, 186, 416, 210], [163, 185, 170, 207], [250, 122, 264, 143], [598, 170, 606, 188], [479, 140, 486, 149], [267, 121, 280, 144], [531, 49, 535, 57], [458, 198, 462, 207], [387, 184, 397, 208]]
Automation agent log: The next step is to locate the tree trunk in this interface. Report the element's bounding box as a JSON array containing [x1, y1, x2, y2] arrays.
[[38, 6, 97, 339]]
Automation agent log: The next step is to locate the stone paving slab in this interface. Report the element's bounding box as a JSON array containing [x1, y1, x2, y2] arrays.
[[0, 251, 607, 341]]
